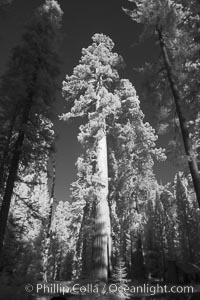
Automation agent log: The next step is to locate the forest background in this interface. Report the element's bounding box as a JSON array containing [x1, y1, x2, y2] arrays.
[[0, 0, 200, 299]]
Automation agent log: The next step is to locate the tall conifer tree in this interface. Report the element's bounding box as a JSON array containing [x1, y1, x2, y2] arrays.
[[62, 33, 165, 281], [124, 0, 200, 206], [0, 0, 63, 260]]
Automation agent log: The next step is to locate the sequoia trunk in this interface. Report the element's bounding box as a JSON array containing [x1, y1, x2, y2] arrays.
[[92, 133, 112, 281]]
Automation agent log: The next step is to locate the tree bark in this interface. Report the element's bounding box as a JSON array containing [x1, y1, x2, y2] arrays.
[[177, 174, 194, 263], [157, 27, 200, 208], [0, 105, 19, 195], [0, 97, 32, 262], [131, 233, 146, 280], [42, 159, 56, 282], [131, 195, 146, 280], [92, 132, 112, 281]]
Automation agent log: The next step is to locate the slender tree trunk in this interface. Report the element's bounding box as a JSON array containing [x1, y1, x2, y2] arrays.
[[157, 27, 200, 207], [0, 98, 33, 262], [158, 211, 166, 281], [134, 233, 146, 280], [42, 159, 56, 282], [177, 174, 194, 262], [131, 195, 146, 280], [42, 237, 51, 282], [0, 105, 19, 195], [92, 132, 112, 281], [53, 248, 62, 281]]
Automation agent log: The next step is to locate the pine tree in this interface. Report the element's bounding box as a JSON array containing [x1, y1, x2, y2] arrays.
[[143, 188, 176, 280], [0, 0, 63, 261], [0, 162, 50, 282], [41, 158, 56, 282], [143, 197, 157, 279], [123, 0, 200, 207], [52, 200, 76, 280], [175, 173, 196, 262], [113, 256, 128, 284], [153, 192, 167, 280], [160, 188, 176, 261]]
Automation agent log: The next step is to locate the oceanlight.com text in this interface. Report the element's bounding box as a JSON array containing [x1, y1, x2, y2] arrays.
[[25, 282, 194, 296]]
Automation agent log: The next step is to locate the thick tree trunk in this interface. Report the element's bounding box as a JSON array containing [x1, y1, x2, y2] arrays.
[[82, 234, 93, 278], [76, 202, 93, 279], [0, 98, 32, 262], [77, 199, 95, 278], [157, 27, 200, 208], [92, 133, 112, 281]]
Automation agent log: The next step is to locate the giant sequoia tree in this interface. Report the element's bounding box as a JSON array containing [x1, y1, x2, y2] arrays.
[[61, 33, 165, 281], [61, 33, 122, 281], [0, 0, 63, 260], [124, 0, 200, 207]]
